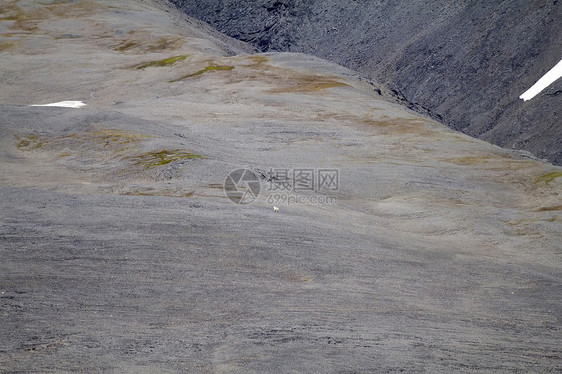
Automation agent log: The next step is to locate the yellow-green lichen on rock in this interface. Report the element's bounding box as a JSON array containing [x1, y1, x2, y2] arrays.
[[135, 55, 188, 70], [113, 36, 184, 53], [127, 150, 204, 170], [170, 65, 234, 82], [15, 134, 44, 150], [535, 171, 562, 185]]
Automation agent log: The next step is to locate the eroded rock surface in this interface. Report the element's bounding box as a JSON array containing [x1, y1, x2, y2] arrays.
[[171, 0, 562, 165], [0, 1, 561, 372]]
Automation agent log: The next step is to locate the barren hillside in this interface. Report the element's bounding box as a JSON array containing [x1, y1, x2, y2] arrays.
[[0, 1, 560, 372], [171, 0, 562, 164]]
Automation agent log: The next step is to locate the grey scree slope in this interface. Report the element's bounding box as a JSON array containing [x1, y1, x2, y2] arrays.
[[0, 0, 561, 372], [170, 0, 562, 165]]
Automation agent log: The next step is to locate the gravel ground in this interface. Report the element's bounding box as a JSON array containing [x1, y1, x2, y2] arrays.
[[0, 1, 560, 372]]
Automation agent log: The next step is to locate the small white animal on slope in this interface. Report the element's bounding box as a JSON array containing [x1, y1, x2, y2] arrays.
[[273, 206, 280, 213]]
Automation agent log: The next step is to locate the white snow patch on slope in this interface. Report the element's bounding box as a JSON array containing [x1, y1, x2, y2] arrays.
[[31, 101, 86, 108], [520, 59, 562, 101]]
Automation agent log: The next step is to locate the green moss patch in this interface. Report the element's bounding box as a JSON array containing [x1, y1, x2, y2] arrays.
[[170, 65, 234, 82], [15, 134, 44, 150], [115, 40, 139, 52], [266, 75, 348, 93], [113, 37, 184, 54], [0, 3, 31, 22], [1, 1, 102, 32], [15, 127, 152, 155], [246, 55, 269, 66], [450, 156, 492, 166], [135, 55, 188, 70], [128, 150, 204, 169], [535, 171, 562, 184], [86, 128, 152, 147]]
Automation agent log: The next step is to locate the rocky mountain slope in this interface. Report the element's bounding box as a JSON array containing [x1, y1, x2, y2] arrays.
[[1, 0, 561, 372], [171, 0, 562, 165]]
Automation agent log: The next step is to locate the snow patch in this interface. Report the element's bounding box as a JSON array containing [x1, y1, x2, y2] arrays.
[[31, 101, 86, 108], [519, 59, 562, 101]]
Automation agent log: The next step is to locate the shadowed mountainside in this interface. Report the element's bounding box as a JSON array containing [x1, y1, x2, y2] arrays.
[[170, 0, 562, 164]]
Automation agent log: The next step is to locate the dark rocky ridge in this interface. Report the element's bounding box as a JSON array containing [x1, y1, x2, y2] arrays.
[[170, 0, 562, 165]]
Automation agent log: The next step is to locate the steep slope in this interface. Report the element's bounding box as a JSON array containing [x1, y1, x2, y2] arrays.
[[170, 0, 562, 165], [1, 0, 561, 372]]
